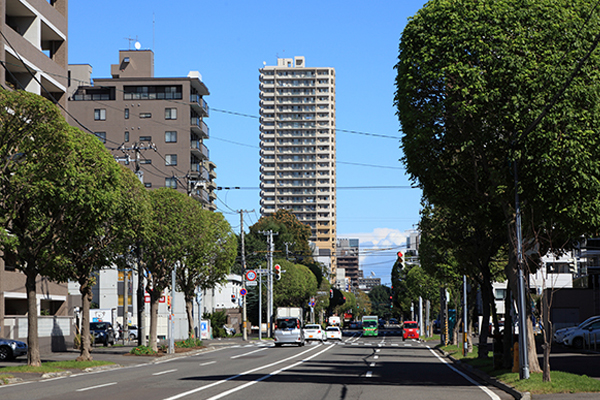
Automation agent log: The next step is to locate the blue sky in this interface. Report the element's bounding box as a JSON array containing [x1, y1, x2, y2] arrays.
[[68, 1, 428, 286]]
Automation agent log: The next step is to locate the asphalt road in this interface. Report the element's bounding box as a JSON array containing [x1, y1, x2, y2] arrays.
[[0, 332, 512, 400]]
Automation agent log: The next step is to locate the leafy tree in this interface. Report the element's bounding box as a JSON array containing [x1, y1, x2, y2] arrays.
[[176, 209, 237, 338], [273, 259, 317, 308], [395, 0, 600, 373], [355, 290, 372, 319], [368, 285, 392, 318], [246, 210, 313, 264], [141, 188, 190, 352], [0, 90, 123, 365]]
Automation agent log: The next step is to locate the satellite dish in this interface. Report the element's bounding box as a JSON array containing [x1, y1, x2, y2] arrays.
[[134, 41, 141, 50]]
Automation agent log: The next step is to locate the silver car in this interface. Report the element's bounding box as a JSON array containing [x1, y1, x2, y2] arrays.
[[0, 338, 28, 360], [273, 317, 305, 347], [563, 318, 600, 349], [554, 316, 600, 344]]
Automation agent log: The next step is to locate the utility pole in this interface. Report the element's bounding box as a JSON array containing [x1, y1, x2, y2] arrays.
[[259, 230, 277, 337], [284, 242, 294, 261], [239, 209, 254, 341]]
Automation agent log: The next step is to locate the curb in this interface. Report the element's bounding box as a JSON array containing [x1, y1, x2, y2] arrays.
[[437, 348, 530, 400]]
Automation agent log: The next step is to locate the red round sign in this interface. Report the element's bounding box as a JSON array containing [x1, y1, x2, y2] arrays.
[[245, 270, 257, 281]]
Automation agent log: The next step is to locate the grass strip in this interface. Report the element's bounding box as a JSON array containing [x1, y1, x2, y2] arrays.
[[0, 360, 114, 374], [439, 344, 600, 394]]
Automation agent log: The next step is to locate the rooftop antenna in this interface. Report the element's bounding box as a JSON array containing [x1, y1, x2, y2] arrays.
[[125, 36, 139, 50]]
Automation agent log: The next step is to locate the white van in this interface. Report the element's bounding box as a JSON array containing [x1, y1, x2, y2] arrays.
[[273, 317, 305, 347]]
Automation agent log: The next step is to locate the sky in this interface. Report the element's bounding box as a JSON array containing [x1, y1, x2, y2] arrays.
[[68, 1, 428, 286]]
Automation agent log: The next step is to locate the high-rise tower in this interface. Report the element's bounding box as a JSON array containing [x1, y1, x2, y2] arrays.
[[259, 56, 337, 278]]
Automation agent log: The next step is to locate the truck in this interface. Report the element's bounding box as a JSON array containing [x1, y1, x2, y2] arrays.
[[328, 316, 341, 326], [362, 315, 378, 337], [89, 308, 116, 325], [274, 307, 304, 347]]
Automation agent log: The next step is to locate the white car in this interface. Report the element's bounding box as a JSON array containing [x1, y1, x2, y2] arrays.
[[303, 324, 326, 342], [563, 318, 600, 349], [554, 316, 600, 344], [325, 326, 342, 340]]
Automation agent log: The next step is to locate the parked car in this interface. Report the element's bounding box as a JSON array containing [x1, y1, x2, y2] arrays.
[[273, 317, 305, 347], [326, 326, 342, 340], [562, 318, 600, 349], [126, 325, 139, 340], [90, 322, 116, 346], [0, 338, 28, 361], [403, 321, 419, 341], [348, 321, 360, 329], [554, 316, 600, 344], [303, 324, 326, 342]]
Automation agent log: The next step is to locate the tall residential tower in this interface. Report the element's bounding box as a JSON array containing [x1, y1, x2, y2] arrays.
[[259, 56, 337, 278]]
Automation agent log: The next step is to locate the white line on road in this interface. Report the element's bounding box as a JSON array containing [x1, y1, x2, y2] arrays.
[[374, 355, 379, 359], [370, 362, 375, 367], [153, 369, 177, 376], [366, 371, 373, 378], [76, 382, 117, 392], [230, 347, 267, 359], [200, 361, 216, 366], [427, 346, 501, 400], [204, 344, 333, 400], [163, 345, 322, 400]]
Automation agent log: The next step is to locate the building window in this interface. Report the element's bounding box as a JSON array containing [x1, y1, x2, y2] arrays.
[[94, 132, 106, 143], [139, 136, 152, 142], [124, 108, 129, 119], [165, 131, 177, 143], [124, 132, 129, 142], [165, 177, 177, 189], [165, 108, 177, 120], [166, 154, 178, 166], [94, 109, 106, 121], [140, 113, 152, 119]]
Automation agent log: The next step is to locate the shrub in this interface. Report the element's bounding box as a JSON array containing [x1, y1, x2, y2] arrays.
[[129, 345, 157, 356]]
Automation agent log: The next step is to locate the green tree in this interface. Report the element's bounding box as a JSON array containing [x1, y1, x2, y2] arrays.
[[273, 259, 317, 308], [0, 90, 124, 365], [395, 0, 600, 373], [368, 285, 392, 318], [177, 209, 237, 338], [141, 188, 189, 351]]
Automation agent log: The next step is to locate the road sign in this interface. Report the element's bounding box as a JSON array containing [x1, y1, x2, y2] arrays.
[[246, 281, 258, 286], [245, 270, 257, 281], [256, 269, 269, 274], [240, 288, 247, 296]]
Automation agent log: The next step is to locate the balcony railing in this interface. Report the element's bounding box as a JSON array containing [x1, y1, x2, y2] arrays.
[[190, 94, 209, 117], [191, 140, 209, 159], [191, 117, 210, 138]]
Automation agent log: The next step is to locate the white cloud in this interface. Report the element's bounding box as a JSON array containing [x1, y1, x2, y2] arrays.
[[341, 228, 411, 286]]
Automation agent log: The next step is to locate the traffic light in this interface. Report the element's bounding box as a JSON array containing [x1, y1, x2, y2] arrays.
[[390, 295, 393, 309], [330, 289, 334, 298], [397, 251, 405, 269], [231, 294, 236, 303], [274, 264, 281, 280], [341, 296, 346, 305]]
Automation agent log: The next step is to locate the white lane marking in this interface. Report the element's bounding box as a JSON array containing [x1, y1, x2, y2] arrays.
[[375, 349, 381, 353], [200, 361, 216, 366], [374, 355, 379, 360], [153, 369, 177, 376], [76, 382, 117, 392], [366, 371, 373, 378], [230, 347, 267, 359], [369, 362, 375, 367], [427, 346, 501, 400], [392, 343, 399, 346], [204, 344, 333, 400], [163, 345, 322, 400]]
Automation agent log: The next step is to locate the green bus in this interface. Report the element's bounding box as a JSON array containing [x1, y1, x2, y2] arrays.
[[362, 315, 378, 336]]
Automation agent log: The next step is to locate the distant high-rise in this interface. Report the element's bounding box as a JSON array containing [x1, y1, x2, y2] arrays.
[[259, 56, 337, 277]]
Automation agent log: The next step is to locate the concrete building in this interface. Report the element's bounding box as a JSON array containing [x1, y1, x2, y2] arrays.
[[1, 0, 68, 109], [0, 0, 72, 351], [358, 277, 381, 293], [68, 49, 217, 210], [336, 238, 360, 289], [259, 56, 337, 279]]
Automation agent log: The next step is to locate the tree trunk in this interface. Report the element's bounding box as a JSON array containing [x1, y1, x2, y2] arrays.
[[478, 279, 492, 358], [185, 298, 194, 339], [25, 269, 41, 366], [149, 289, 160, 352], [542, 290, 551, 381], [77, 280, 93, 361], [505, 260, 542, 373], [502, 287, 513, 369]]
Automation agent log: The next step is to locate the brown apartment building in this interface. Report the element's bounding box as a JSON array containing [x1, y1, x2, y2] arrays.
[[1, 0, 71, 350], [68, 50, 217, 209]]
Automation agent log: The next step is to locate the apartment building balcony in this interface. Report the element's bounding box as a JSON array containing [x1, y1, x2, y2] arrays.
[[193, 187, 210, 204], [203, 160, 217, 180], [191, 140, 209, 160], [190, 94, 209, 117], [190, 163, 209, 181], [191, 117, 210, 139]]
